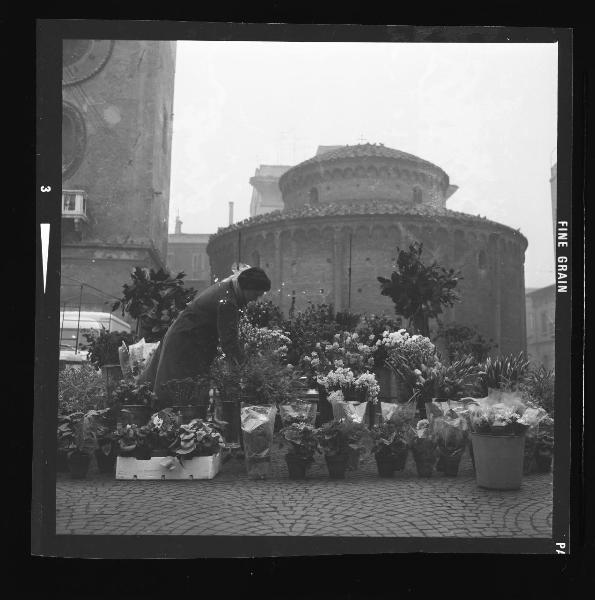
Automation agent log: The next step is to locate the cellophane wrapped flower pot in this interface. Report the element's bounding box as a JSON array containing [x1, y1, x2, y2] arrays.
[[279, 399, 317, 427], [371, 418, 413, 477], [315, 420, 355, 479], [278, 422, 319, 480], [433, 410, 469, 477], [410, 420, 437, 477], [241, 404, 277, 479]]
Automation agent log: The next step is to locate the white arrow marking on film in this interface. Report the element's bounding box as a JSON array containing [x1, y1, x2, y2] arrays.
[[41, 223, 49, 293]]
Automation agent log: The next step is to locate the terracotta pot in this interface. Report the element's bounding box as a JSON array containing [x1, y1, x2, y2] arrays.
[[285, 455, 309, 480], [412, 446, 435, 478], [68, 450, 91, 479], [325, 454, 348, 479], [443, 453, 463, 477], [392, 447, 408, 471], [94, 448, 117, 473]]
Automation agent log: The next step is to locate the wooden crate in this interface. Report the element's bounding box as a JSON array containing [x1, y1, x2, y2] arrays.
[[115, 453, 221, 480]]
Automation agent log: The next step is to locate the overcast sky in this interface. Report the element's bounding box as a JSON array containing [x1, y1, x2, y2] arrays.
[[169, 41, 558, 289]]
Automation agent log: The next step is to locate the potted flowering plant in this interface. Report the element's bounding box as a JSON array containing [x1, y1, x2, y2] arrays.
[[57, 412, 84, 473], [168, 418, 225, 459], [112, 380, 157, 426], [410, 419, 437, 477], [315, 420, 352, 479], [433, 409, 469, 476], [370, 421, 411, 477], [116, 423, 154, 460], [534, 415, 554, 473], [278, 422, 320, 479], [465, 397, 542, 490]]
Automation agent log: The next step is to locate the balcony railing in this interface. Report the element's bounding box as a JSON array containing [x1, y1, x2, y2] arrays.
[[62, 190, 88, 223]]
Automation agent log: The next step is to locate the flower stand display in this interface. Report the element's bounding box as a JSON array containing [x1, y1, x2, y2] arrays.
[[115, 453, 221, 480], [470, 433, 525, 490], [241, 404, 277, 479]]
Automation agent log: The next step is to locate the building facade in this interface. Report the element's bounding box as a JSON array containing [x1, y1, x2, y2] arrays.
[[249, 165, 292, 217], [61, 40, 177, 312], [525, 285, 556, 370], [167, 217, 212, 294], [208, 143, 528, 355]]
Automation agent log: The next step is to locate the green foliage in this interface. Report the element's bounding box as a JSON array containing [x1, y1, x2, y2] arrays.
[[112, 267, 197, 342], [370, 422, 411, 457], [243, 300, 284, 328], [169, 418, 226, 458], [520, 366, 555, 415], [477, 352, 531, 395], [377, 242, 462, 337], [435, 322, 497, 363], [83, 329, 135, 369], [315, 419, 370, 457], [159, 378, 201, 406], [112, 380, 157, 409], [206, 351, 300, 406], [334, 309, 361, 332], [278, 422, 320, 461], [58, 364, 106, 413], [57, 408, 115, 455]]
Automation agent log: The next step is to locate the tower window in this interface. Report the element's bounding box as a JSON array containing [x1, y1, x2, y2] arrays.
[[413, 187, 423, 204], [478, 250, 487, 269], [309, 187, 319, 204]]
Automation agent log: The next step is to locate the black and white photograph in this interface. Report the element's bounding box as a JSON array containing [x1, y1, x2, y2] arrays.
[[33, 22, 577, 559]]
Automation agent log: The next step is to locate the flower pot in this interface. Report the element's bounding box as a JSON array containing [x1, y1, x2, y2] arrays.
[[68, 450, 91, 479], [94, 448, 117, 473], [220, 397, 242, 446], [119, 404, 151, 427], [56, 449, 70, 473], [412, 445, 435, 477], [375, 454, 396, 478], [316, 386, 333, 425], [534, 451, 553, 473], [471, 433, 525, 490], [285, 454, 309, 480], [173, 404, 208, 425], [102, 364, 123, 401], [443, 452, 464, 477], [523, 435, 537, 474], [392, 447, 408, 471], [241, 404, 277, 479], [346, 446, 361, 471], [325, 454, 348, 479]]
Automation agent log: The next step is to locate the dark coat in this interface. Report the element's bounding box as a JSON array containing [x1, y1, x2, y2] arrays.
[[144, 279, 245, 406]]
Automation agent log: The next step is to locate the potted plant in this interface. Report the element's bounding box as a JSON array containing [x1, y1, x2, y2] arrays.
[[410, 419, 437, 477], [466, 398, 542, 490], [370, 421, 410, 477], [112, 266, 197, 342], [315, 420, 352, 479], [534, 416, 554, 473], [112, 380, 156, 426], [83, 329, 136, 400], [278, 422, 320, 479], [59, 363, 106, 413], [433, 410, 469, 476], [57, 412, 84, 473]]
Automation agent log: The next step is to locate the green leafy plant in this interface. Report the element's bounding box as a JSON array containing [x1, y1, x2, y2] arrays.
[[58, 408, 115, 455], [278, 422, 320, 463], [519, 366, 555, 416], [377, 242, 462, 337], [315, 419, 370, 457], [168, 418, 226, 458], [112, 380, 157, 409], [112, 267, 197, 342], [370, 422, 411, 458], [83, 329, 136, 370], [477, 352, 530, 395], [435, 322, 497, 363], [58, 363, 106, 413], [243, 299, 284, 328], [116, 423, 154, 458]]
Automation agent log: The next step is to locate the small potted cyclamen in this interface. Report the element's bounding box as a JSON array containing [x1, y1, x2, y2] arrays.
[[279, 422, 320, 480]]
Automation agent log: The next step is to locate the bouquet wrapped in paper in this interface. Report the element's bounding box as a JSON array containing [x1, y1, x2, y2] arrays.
[[128, 338, 160, 379], [279, 399, 317, 427], [381, 401, 417, 427], [328, 390, 368, 424], [241, 404, 277, 479]]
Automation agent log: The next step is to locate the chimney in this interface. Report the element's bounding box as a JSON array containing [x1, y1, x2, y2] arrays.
[[175, 215, 182, 234], [228, 202, 234, 226]]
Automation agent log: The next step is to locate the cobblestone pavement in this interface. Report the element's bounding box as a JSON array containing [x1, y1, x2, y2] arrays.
[[56, 445, 552, 537]]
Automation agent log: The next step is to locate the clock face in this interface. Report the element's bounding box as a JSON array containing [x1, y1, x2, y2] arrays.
[[62, 101, 87, 179], [62, 39, 114, 86]]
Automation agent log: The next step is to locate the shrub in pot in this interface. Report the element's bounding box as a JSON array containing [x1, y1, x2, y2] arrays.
[[167, 418, 225, 462], [278, 422, 319, 480], [533, 415, 554, 473], [434, 410, 469, 477]]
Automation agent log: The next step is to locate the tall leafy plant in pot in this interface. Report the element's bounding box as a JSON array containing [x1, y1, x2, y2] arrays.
[[112, 267, 197, 342], [377, 242, 462, 337], [278, 422, 320, 480]]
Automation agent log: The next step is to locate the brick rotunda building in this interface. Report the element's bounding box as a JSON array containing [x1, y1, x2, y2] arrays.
[[208, 143, 528, 354]]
